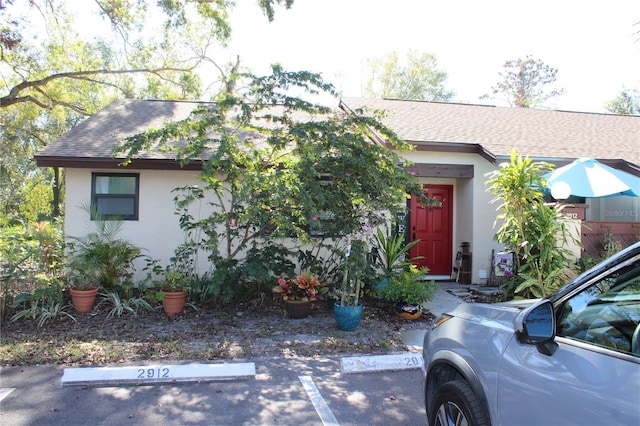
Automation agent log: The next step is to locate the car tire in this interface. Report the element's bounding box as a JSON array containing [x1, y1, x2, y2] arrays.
[[429, 380, 488, 426]]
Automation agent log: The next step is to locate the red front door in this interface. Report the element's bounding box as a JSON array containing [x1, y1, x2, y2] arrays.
[[409, 184, 453, 275]]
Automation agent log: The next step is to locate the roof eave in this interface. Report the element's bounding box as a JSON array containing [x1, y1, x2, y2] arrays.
[[34, 156, 204, 171], [411, 141, 497, 163]]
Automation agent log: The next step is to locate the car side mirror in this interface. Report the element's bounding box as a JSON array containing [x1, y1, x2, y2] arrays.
[[514, 300, 557, 355]]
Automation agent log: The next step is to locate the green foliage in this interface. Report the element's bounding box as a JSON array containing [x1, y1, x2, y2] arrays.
[[297, 242, 343, 288], [0, 221, 64, 321], [120, 66, 427, 249], [365, 50, 455, 101], [66, 213, 145, 290], [605, 87, 640, 115], [486, 150, 577, 298], [118, 66, 433, 305], [11, 278, 76, 327], [19, 180, 54, 223], [188, 273, 235, 305], [377, 265, 436, 307], [159, 270, 191, 292], [515, 267, 567, 299], [97, 289, 153, 318], [241, 243, 296, 300], [373, 226, 421, 278], [603, 232, 623, 257], [575, 256, 600, 273], [485, 150, 553, 261], [335, 235, 373, 307]]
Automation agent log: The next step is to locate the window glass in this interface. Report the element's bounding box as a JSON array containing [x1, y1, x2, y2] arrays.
[[95, 176, 137, 195], [96, 197, 135, 216], [91, 173, 139, 220], [557, 260, 640, 356]]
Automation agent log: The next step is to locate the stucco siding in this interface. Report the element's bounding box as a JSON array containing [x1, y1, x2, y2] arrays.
[[65, 168, 210, 281]]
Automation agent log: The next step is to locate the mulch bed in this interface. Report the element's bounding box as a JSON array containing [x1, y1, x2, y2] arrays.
[[0, 298, 437, 367]]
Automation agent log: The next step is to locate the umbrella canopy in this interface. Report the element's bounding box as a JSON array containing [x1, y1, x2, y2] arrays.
[[543, 158, 640, 198]]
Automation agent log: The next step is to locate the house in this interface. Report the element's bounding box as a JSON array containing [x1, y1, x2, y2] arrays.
[[35, 98, 640, 284]]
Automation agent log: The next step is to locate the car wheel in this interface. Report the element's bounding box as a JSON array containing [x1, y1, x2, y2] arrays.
[[430, 380, 488, 426]]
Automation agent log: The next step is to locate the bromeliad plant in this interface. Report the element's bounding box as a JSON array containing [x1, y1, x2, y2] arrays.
[[273, 273, 322, 302], [373, 226, 422, 279]]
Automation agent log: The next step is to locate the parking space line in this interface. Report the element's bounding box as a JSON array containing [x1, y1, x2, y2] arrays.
[[0, 388, 15, 401], [298, 375, 339, 426]]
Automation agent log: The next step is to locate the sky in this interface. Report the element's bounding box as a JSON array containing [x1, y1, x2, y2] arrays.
[[209, 0, 640, 113]]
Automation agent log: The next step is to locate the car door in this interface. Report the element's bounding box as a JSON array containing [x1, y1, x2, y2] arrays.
[[496, 258, 640, 425]]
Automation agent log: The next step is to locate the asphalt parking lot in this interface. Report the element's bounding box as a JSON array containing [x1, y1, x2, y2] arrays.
[[0, 285, 469, 424], [0, 353, 427, 425]]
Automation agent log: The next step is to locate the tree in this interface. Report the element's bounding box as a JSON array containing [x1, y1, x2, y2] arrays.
[[605, 87, 640, 115], [484, 56, 564, 108], [119, 66, 435, 290], [0, 0, 293, 223], [364, 50, 455, 102]]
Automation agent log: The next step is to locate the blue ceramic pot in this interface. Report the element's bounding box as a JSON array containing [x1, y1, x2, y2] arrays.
[[333, 302, 363, 331]]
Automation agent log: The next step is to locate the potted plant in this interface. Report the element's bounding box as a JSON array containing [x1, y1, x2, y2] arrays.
[[372, 226, 422, 292], [272, 273, 322, 318], [65, 213, 144, 292], [156, 268, 190, 316], [332, 234, 371, 331], [65, 272, 99, 314], [377, 264, 437, 319]]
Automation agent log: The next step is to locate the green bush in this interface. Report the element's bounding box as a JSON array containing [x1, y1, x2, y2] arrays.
[[377, 265, 437, 308]]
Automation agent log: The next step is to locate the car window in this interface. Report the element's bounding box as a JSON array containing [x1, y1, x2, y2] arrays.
[[557, 259, 640, 357]]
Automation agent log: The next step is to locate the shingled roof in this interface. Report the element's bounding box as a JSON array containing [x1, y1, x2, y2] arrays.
[[36, 97, 640, 174], [35, 99, 208, 169], [341, 97, 640, 173]]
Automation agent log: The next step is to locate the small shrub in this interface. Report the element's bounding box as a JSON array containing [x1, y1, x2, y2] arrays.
[[377, 265, 437, 308], [11, 277, 76, 327]]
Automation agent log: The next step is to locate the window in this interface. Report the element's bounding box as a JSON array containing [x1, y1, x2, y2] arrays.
[[91, 173, 139, 220], [557, 260, 640, 356]]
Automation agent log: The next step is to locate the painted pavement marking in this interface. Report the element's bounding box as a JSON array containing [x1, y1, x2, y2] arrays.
[[341, 352, 424, 374], [0, 388, 16, 401], [299, 375, 340, 426], [61, 362, 255, 387]]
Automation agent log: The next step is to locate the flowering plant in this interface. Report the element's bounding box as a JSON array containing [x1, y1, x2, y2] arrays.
[[273, 273, 322, 301]]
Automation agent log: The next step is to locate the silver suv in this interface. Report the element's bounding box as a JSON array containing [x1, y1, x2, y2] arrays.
[[422, 242, 640, 426]]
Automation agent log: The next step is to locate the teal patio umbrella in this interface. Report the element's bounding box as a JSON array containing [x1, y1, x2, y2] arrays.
[[543, 158, 640, 198]]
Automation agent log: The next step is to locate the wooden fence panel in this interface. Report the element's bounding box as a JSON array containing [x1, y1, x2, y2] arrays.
[[581, 221, 640, 258]]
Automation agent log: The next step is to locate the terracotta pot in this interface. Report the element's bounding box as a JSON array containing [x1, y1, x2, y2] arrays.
[[284, 300, 312, 319], [69, 286, 99, 313], [162, 291, 187, 316]]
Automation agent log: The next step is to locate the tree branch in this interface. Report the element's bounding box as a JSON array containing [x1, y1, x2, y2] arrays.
[[1, 66, 199, 111]]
